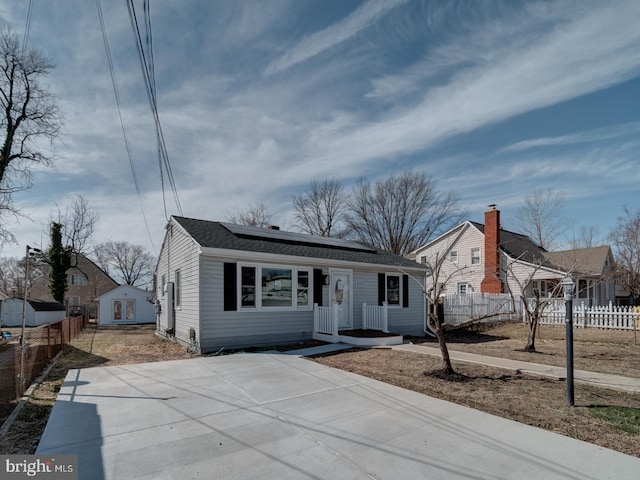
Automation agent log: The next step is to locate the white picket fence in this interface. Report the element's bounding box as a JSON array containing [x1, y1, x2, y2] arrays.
[[538, 303, 640, 330], [443, 293, 522, 326], [362, 302, 388, 332]]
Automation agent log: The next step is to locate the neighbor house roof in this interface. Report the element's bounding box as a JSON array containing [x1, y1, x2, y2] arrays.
[[544, 245, 612, 276], [172, 216, 426, 270], [9, 297, 66, 311], [468, 221, 553, 267]]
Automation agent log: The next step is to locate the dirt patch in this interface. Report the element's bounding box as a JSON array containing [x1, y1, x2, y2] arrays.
[[0, 324, 190, 454], [314, 348, 640, 458]]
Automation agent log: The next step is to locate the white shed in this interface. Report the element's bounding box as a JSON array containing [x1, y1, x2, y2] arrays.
[[96, 285, 156, 325], [0, 298, 66, 327]]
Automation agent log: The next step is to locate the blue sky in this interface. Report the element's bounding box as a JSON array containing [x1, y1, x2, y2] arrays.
[[1, 0, 639, 259]]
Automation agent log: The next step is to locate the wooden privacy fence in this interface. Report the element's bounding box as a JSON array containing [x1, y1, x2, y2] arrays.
[[443, 293, 522, 326], [0, 315, 87, 403]]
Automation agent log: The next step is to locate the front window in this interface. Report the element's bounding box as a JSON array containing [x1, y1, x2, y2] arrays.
[[470, 247, 481, 265], [262, 267, 292, 307], [386, 274, 401, 306], [241, 266, 256, 307], [240, 264, 312, 310]]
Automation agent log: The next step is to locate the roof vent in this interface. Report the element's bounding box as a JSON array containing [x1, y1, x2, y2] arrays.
[[267, 225, 280, 230]]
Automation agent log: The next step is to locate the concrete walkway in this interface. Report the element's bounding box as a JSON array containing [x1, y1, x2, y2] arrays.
[[393, 344, 640, 394], [37, 354, 640, 479]]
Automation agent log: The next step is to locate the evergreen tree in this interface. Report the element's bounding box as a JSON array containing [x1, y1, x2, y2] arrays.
[[48, 222, 71, 303]]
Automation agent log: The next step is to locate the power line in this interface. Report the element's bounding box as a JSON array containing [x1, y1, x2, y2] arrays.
[[22, 0, 33, 50], [95, 0, 157, 254], [126, 0, 183, 218]]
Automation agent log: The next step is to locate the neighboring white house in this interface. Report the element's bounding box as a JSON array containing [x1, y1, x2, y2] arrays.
[[412, 204, 616, 306], [154, 216, 428, 353], [96, 285, 156, 325], [0, 298, 66, 327]]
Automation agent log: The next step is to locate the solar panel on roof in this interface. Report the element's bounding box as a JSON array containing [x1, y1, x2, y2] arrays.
[[220, 222, 376, 252]]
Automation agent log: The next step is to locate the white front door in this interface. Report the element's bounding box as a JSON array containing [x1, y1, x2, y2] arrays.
[[330, 269, 352, 329]]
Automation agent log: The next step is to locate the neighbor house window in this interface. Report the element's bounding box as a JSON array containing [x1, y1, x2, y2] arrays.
[[174, 269, 181, 307], [449, 250, 458, 264], [386, 274, 401, 306], [69, 296, 80, 306], [457, 283, 470, 295], [70, 274, 87, 285], [239, 264, 312, 310], [470, 247, 481, 265], [420, 256, 427, 265]]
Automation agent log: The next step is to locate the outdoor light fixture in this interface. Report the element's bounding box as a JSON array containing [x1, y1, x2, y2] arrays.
[[20, 245, 42, 396], [562, 276, 575, 407]]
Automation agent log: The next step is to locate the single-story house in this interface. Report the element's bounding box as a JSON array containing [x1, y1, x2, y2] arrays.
[[0, 297, 66, 327], [412, 205, 616, 306], [96, 285, 156, 325], [155, 216, 428, 353]]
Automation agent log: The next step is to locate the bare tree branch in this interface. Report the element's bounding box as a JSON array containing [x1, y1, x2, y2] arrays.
[[608, 207, 640, 304], [293, 178, 348, 237], [225, 201, 272, 228], [93, 241, 155, 287]]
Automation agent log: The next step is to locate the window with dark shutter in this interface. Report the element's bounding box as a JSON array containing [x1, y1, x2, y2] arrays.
[[223, 263, 237, 311]]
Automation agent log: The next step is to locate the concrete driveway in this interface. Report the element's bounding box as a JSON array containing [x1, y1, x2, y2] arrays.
[[37, 354, 640, 479]]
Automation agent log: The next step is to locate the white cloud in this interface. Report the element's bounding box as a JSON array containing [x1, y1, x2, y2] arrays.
[[264, 0, 410, 75]]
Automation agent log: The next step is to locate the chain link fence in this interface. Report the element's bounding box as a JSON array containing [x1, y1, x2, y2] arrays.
[[0, 316, 87, 402]]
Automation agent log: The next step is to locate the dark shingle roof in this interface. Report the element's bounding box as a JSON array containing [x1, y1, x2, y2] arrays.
[[544, 245, 611, 276], [173, 216, 425, 270], [469, 221, 554, 267]]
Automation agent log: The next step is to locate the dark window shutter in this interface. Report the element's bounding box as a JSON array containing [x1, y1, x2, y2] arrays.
[[402, 274, 409, 308], [378, 273, 385, 306], [223, 263, 237, 311], [313, 269, 323, 306]]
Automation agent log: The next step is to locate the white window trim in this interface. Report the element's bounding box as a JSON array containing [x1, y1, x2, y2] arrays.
[[470, 247, 481, 265], [449, 250, 458, 264], [457, 283, 470, 295], [385, 272, 403, 308], [237, 263, 313, 312]]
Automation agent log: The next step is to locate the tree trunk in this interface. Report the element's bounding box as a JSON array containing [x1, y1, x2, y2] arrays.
[[524, 319, 537, 352], [435, 325, 455, 374]]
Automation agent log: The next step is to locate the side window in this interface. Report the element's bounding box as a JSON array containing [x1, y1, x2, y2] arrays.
[[174, 269, 181, 307], [449, 250, 458, 264], [457, 283, 469, 295], [470, 247, 481, 265]]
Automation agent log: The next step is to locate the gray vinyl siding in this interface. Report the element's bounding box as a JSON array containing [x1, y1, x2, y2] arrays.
[[199, 258, 316, 352], [198, 259, 426, 351], [156, 222, 201, 346]]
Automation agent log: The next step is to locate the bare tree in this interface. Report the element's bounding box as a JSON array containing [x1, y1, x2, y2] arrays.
[[293, 178, 348, 236], [608, 207, 640, 305], [94, 241, 155, 287], [570, 225, 601, 249], [0, 28, 62, 244], [226, 201, 272, 228], [0, 255, 46, 297], [345, 170, 466, 255], [513, 188, 573, 250], [50, 195, 99, 254]]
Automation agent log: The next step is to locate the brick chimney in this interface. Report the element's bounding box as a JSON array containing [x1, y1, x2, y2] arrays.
[[480, 204, 503, 293]]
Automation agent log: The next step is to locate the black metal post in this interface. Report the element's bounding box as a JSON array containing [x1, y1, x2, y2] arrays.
[[565, 294, 574, 407]]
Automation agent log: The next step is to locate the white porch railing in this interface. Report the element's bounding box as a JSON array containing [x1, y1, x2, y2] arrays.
[[538, 302, 640, 330], [362, 302, 388, 332], [313, 303, 339, 337]]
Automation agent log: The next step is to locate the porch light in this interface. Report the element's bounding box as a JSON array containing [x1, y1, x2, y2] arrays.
[[562, 276, 575, 406]]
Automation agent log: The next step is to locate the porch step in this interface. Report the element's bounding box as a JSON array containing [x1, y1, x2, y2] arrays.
[[313, 329, 403, 347]]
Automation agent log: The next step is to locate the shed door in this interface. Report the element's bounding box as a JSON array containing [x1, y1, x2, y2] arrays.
[[113, 299, 135, 322]]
